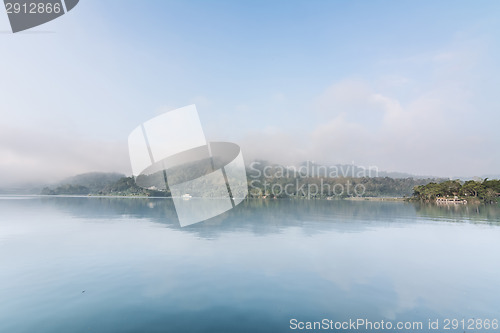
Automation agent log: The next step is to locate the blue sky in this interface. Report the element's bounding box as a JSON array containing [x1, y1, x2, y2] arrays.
[[1, 0, 499, 185]]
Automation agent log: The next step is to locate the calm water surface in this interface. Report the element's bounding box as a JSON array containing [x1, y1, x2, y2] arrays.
[[1, 197, 499, 333]]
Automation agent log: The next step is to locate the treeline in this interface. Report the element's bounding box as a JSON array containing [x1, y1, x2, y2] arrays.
[[247, 176, 444, 199], [41, 184, 91, 195], [41, 173, 441, 199], [42, 171, 499, 203], [41, 176, 170, 197], [412, 179, 500, 203]]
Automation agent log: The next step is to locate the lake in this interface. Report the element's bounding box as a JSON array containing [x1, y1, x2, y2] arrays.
[[1, 196, 499, 332]]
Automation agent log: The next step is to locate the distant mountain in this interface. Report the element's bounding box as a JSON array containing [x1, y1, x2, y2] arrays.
[[454, 174, 500, 181], [0, 183, 43, 195], [59, 172, 125, 193], [0, 172, 127, 195], [3, 162, 494, 198], [41, 172, 169, 197], [245, 160, 445, 198], [248, 160, 436, 179]]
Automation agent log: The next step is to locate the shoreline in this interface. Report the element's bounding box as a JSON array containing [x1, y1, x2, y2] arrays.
[[1, 194, 496, 206], [1, 194, 407, 201], [343, 197, 406, 202]]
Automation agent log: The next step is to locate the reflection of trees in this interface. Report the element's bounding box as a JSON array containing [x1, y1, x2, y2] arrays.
[[40, 197, 415, 235], [414, 202, 500, 223], [39, 197, 500, 239], [188, 199, 423, 238], [39, 196, 179, 222]]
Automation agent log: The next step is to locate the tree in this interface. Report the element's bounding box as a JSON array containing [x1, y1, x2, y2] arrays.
[[461, 180, 483, 197]]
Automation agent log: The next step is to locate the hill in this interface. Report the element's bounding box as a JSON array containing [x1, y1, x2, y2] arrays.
[[59, 172, 125, 192]]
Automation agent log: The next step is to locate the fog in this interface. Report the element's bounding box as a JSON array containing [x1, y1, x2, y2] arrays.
[[0, 125, 130, 187]]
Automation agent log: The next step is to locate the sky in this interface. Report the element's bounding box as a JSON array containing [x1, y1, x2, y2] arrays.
[[1, 0, 500, 186]]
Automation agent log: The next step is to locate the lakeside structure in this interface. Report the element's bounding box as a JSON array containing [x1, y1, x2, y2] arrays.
[[436, 196, 468, 205]]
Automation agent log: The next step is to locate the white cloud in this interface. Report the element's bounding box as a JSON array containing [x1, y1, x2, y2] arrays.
[[237, 37, 499, 177], [308, 75, 492, 175], [0, 126, 131, 186]]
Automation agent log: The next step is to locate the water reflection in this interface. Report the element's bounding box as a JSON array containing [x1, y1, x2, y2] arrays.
[[19, 196, 500, 231], [1, 197, 499, 333], [414, 202, 500, 223], [1, 197, 422, 236]]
